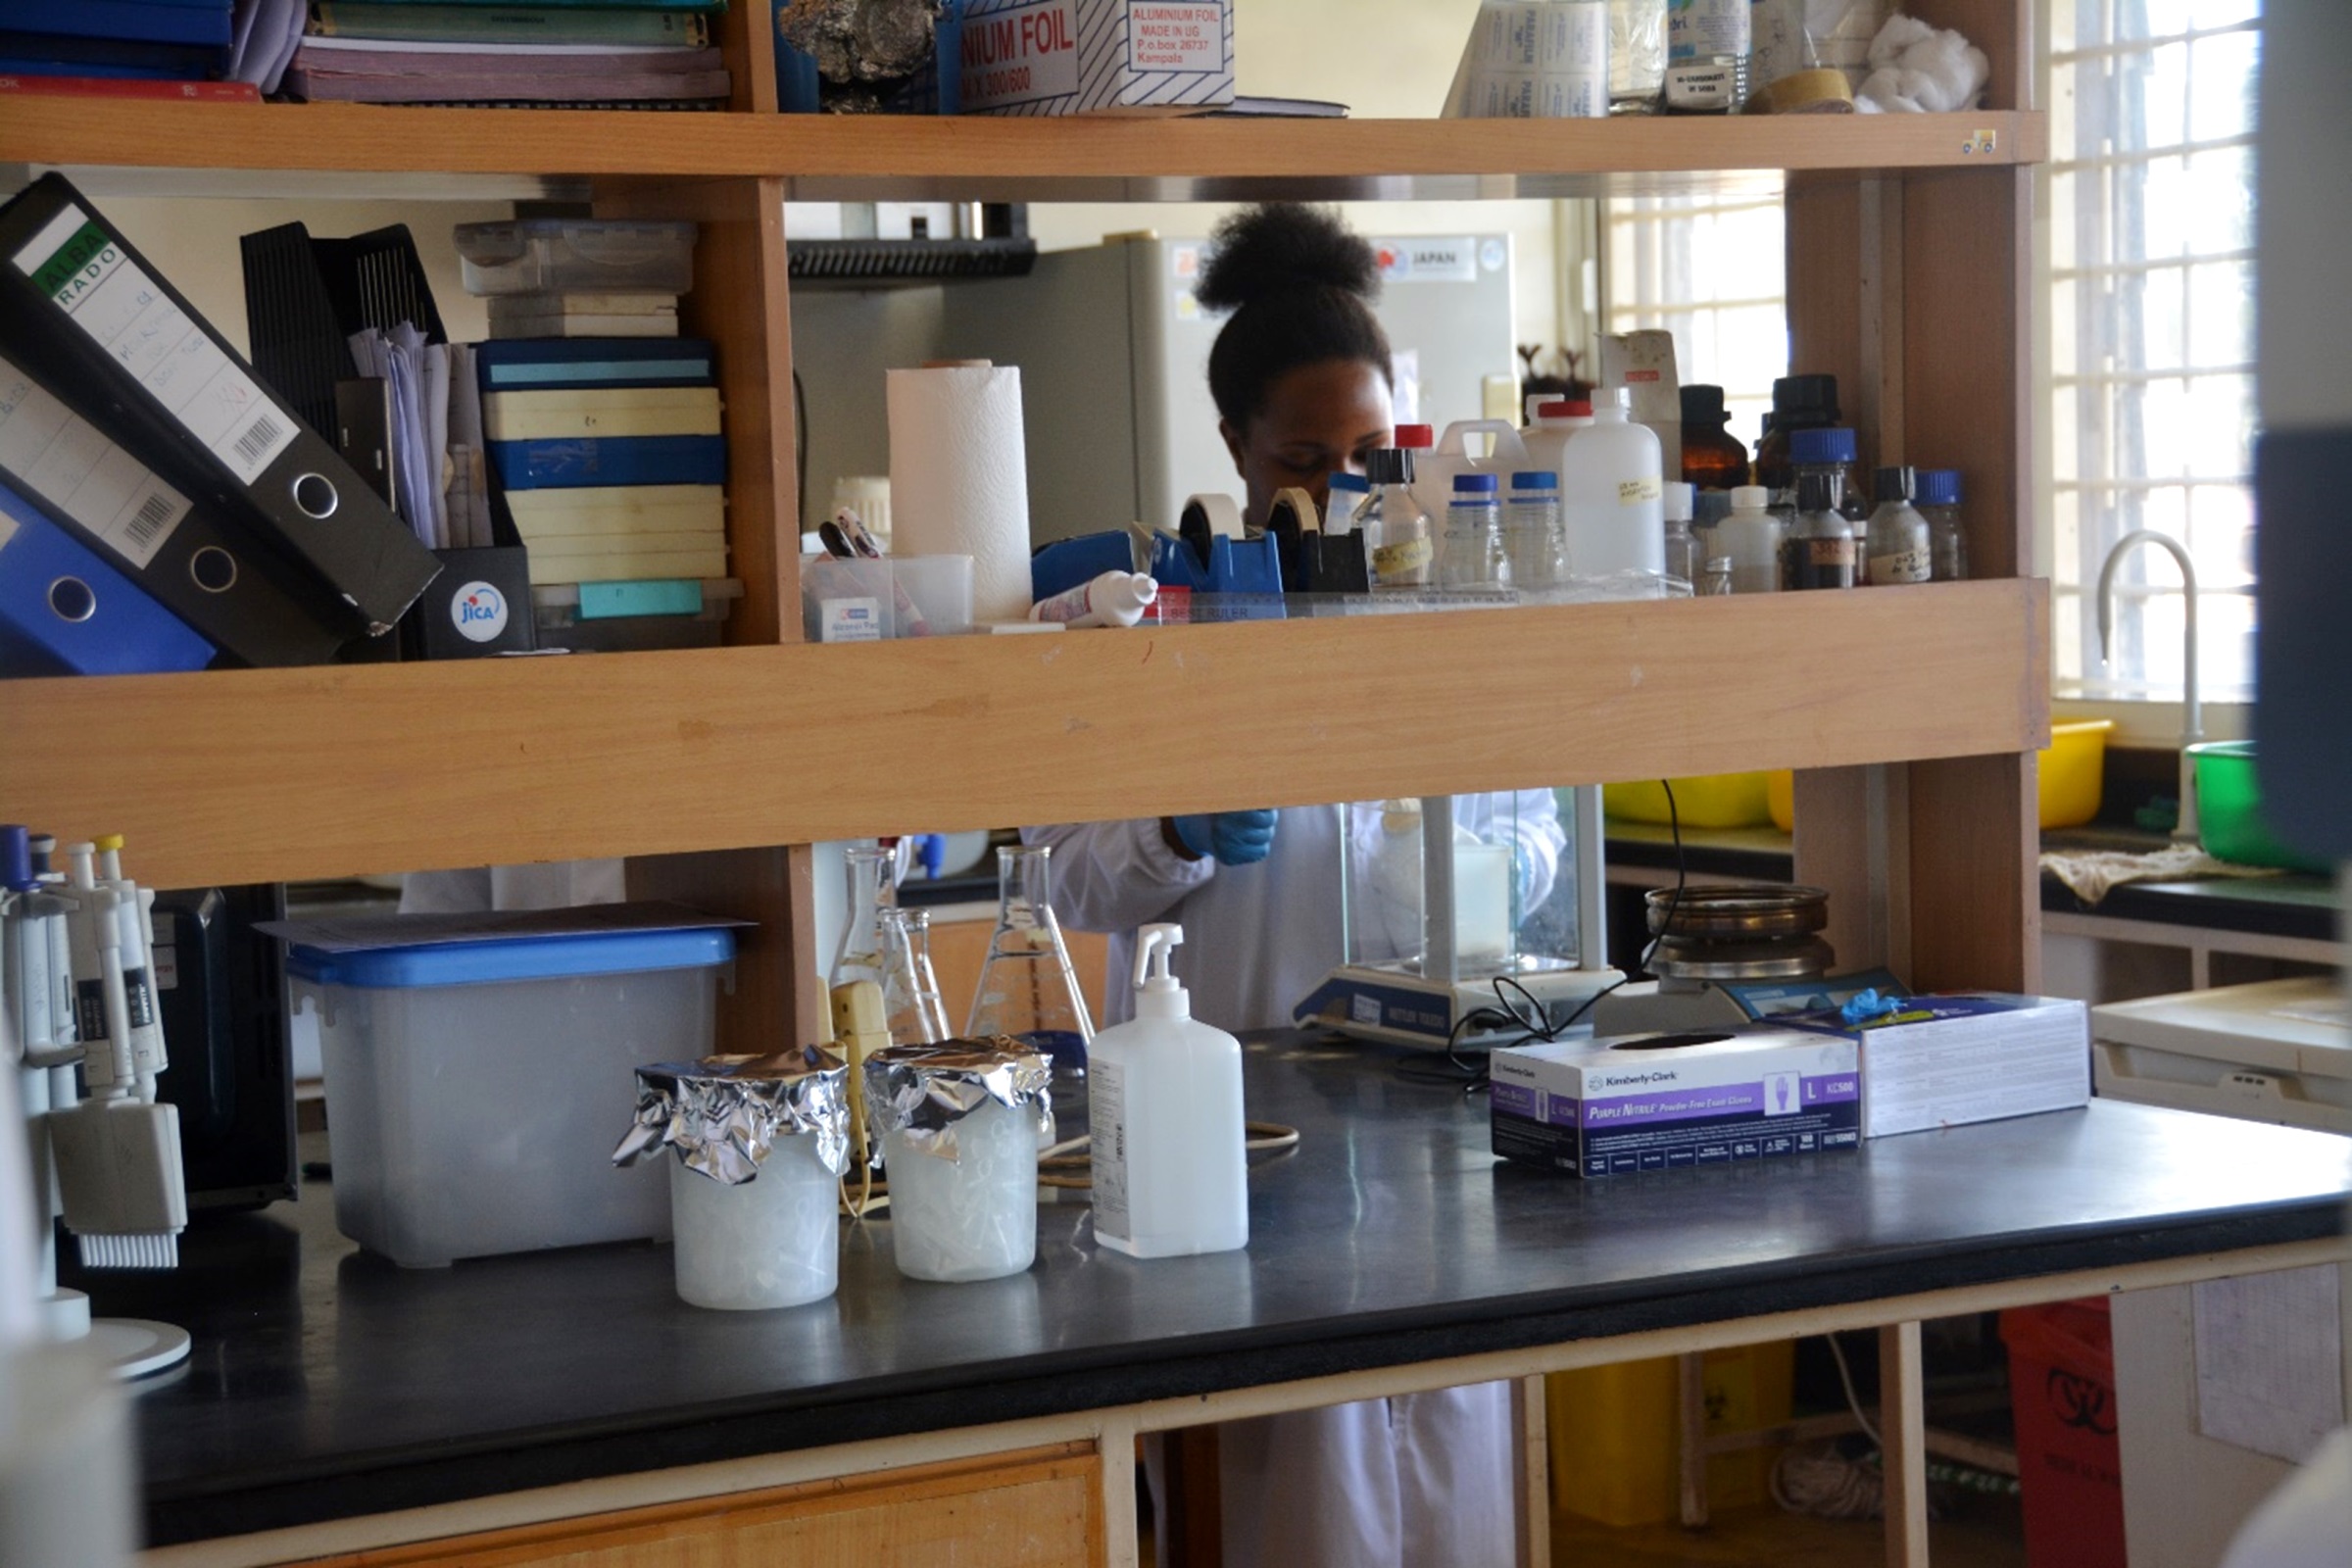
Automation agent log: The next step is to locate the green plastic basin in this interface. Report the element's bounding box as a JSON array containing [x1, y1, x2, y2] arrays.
[[2189, 741, 2331, 874]]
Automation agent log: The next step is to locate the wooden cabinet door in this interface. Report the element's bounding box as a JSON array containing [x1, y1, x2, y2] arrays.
[[291, 1445, 1102, 1567]]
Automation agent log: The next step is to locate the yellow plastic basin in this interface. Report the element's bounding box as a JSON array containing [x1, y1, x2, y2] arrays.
[[2039, 719, 2114, 829], [1763, 720, 2114, 833], [1603, 773, 1773, 830]]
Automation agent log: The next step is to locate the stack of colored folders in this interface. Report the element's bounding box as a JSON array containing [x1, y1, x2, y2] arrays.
[[0, 0, 251, 97], [480, 338, 728, 589], [284, 0, 732, 107]]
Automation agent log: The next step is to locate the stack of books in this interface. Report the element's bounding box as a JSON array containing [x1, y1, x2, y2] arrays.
[[284, 0, 732, 107], [0, 174, 440, 675], [479, 339, 728, 589], [0, 0, 254, 99]]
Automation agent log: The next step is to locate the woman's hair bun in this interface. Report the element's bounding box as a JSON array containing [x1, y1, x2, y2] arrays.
[[1195, 203, 1381, 313]]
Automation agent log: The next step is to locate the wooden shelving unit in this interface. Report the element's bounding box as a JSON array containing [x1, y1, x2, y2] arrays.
[[0, 0, 2050, 1049]]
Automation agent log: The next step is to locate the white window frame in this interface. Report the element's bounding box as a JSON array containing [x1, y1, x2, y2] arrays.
[[2038, 0, 2262, 745], [1598, 184, 1789, 451]]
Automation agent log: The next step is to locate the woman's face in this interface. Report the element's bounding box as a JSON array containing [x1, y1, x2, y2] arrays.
[[1220, 358, 1394, 528]]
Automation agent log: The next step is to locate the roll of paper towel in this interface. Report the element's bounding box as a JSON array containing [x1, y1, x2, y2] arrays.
[[888, 364, 1031, 625]]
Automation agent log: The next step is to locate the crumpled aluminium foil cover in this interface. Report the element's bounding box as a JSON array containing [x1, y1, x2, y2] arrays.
[[863, 1037, 1051, 1161], [614, 1047, 850, 1185]]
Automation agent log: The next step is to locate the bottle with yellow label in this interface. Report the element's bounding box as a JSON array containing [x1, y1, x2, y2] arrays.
[[1358, 446, 1434, 590], [1561, 386, 1667, 584]]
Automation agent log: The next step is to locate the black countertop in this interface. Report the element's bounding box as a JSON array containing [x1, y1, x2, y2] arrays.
[[88, 1034, 2350, 1548], [1604, 822, 2340, 945]]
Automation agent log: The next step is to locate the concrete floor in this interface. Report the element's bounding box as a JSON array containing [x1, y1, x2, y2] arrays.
[[1550, 1501, 2030, 1568]]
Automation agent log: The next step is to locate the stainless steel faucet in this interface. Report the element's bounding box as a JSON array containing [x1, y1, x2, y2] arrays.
[[2096, 529, 2203, 841]]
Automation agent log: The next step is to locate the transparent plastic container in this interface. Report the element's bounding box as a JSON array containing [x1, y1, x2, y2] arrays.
[[284, 915, 732, 1267], [882, 1097, 1038, 1282], [454, 219, 698, 297], [669, 1137, 838, 1309]]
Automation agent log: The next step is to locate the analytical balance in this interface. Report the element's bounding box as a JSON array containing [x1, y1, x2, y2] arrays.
[[1292, 788, 1621, 1050]]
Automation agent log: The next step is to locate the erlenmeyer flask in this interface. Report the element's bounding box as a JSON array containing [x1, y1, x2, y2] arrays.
[[878, 906, 950, 1045], [828, 843, 895, 993], [966, 845, 1094, 1076]]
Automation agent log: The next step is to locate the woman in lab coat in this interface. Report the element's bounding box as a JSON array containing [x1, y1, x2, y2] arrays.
[[1026, 204, 1547, 1568]]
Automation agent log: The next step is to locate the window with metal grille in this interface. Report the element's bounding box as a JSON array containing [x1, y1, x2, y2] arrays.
[[1601, 185, 1788, 457], [2049, 1, 2261, 705]]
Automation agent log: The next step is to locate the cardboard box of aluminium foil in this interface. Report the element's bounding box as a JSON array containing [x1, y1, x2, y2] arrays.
[[1491, 1029, 1860, 1178], [958, 0, 1234, 116]]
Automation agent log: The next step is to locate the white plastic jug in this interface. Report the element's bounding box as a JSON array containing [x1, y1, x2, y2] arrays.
[[1410, 419, 1535, 530]]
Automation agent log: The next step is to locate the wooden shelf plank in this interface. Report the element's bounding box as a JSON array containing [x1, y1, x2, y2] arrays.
[[0, 581, 2047, 891], [2, 107, 2046, 198]]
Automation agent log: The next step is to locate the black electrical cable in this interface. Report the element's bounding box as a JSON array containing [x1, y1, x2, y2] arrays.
[[792, 367, 809, 530], [1391, 781, 1690, 1094]]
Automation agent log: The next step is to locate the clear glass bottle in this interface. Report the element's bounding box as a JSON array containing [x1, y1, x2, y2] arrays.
[[967, 845, 1095, 1084], [1786, 471, 1857, 590], [878, 906, 950, 1045], [1664, 0, 1750, 113], [1358, 447, 1434, 590], [1863, 466, 1933, 586], [1504, 469, 1567, 590], [1698, 555, 1735, 596], [828, 842, 895, 993], [1440, 472, 1507, 589], [1325, 470, 1371, 534], [1608, 0, 1667, 114], [1917, 468, 1968, 581], [1785, 424, 1865, 524], [1662, 480, 1700, 586], [1714, 483, 1783, 593]]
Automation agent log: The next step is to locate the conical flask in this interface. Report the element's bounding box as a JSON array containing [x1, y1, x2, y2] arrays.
[[828, 843, 895, 994], [966, 845, 1094, 1075], [878, 906, 950, 1045]]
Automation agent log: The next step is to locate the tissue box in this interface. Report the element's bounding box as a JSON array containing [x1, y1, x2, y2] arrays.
[[958, 0, 1233, 116], [1780, 994, 2091, 1139], [1491, 1029, 1860, 1177]]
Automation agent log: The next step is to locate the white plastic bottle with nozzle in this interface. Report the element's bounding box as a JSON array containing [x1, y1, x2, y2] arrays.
[[1561, 386, 1667, 583], [1029, 570, 1157, 628], [1085, 923, 1248, 1259]]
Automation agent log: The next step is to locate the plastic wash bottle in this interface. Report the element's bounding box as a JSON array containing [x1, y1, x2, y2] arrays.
[[1086, 922, 1249, 1258]]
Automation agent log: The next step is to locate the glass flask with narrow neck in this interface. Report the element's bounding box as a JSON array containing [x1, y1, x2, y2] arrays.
[[828, 843, 895, 993], [967, 846, 1095, 1081], [878, 906, 950, 1045]]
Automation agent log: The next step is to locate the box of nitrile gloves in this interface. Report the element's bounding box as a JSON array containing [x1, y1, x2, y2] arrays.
[[1490, 1029, 1860, 1178], [957, 0, 1234, 116]]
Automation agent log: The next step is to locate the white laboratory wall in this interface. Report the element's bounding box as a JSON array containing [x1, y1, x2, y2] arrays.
[[94, 196, 510, 358], [1024, 0, 1564, 360]]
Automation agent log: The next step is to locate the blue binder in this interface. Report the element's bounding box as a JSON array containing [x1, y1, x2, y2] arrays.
[[0, 476, 213, 676], [488, 434, 726, 491], [0, 2, 233, 48], [474, 338, 717, 393]]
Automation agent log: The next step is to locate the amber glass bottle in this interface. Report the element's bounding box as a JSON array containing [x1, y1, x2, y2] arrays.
[[1679, 384, 1749, 492]]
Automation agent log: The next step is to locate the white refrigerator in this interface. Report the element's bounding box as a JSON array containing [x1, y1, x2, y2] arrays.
[[937, 233, 1519, 541]]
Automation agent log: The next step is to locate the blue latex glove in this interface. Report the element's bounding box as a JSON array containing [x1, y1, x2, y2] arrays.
[[1171, 809, 1277, 866]]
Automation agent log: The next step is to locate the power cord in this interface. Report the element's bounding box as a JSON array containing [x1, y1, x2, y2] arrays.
[[1392, 780, 1690, 1094]]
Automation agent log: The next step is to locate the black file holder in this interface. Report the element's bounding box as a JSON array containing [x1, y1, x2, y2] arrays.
[[242, 220, 533, 660]]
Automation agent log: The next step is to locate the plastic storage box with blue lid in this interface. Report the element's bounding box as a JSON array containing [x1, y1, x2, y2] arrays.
[[273, 904, 738, 1268]]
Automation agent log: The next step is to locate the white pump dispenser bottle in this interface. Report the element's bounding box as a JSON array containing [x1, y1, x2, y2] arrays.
[[1086, 923, 1249, 1258]]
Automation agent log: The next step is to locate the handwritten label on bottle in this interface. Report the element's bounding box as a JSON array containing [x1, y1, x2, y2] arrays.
[[1619, 476, 1663, 505], [1371, 536, 1433, 581], [1868, 547, 1932, 585]]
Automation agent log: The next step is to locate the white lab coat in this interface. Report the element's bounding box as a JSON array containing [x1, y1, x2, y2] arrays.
[[1025, 795, 1560, 1568], [1026, 794, 1565, 1030]]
